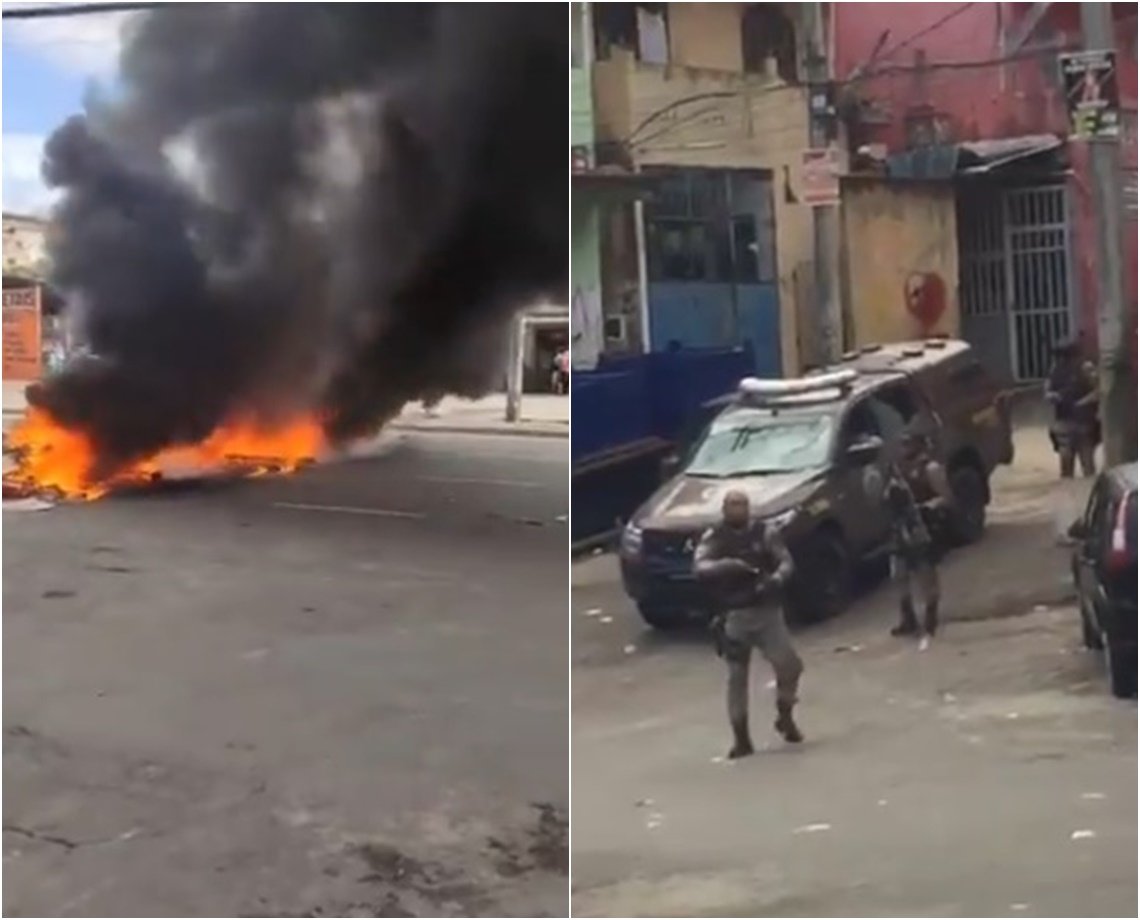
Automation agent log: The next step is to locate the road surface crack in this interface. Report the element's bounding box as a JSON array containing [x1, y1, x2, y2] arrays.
[[4, 823, 80, 851]]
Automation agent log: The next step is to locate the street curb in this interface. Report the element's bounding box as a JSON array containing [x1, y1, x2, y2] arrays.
[[387, 422, 568, 439]]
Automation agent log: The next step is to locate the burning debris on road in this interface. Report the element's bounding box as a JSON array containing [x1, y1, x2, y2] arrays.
[[11, 4, 563, 500], [4, 407, 324, 501]]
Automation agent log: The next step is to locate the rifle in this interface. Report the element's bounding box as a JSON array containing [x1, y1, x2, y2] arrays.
[[708, 571, 782, 658]]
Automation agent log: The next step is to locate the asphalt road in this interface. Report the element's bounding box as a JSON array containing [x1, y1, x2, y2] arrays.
[[3, 431, 568, 918], [572, 437, 1137, 918]]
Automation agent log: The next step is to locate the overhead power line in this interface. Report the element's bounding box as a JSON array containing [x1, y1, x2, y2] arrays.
[[624, 44, 1067, 146], [869, 4, 977, 67]]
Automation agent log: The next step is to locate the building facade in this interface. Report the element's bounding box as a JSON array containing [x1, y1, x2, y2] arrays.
[[2, 212, 67, 377], [572, 2, 606, 370], [2, 212, 48, 279], [832, 1, 1138, 383], [585, 2, 820, 377]]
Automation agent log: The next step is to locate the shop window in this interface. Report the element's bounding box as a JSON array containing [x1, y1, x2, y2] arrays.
[[593, 2, 669, 64], [646, 169, 776, 285], [741, 4, 798, 82]]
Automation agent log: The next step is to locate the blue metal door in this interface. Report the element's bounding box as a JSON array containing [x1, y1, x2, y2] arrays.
[[643, 169, 782, 377]]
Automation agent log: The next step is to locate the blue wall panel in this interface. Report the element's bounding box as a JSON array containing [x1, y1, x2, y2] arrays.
[[647, 281, 781, 378], [734, 284, 781, 378]]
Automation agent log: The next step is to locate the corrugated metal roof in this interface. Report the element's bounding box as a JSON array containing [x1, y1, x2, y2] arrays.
[[885, 134, 1064, 180], [958, 134, 1063, 174]]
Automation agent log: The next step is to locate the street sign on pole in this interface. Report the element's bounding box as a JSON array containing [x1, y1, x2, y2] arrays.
[[1059, 49, 1121, 141], [801, 147, 841, 207], [1076, 6, 1132, 465]]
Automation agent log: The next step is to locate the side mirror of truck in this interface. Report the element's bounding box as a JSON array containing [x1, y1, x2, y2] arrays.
[[660, 454, 680, 481], [1067, 519, 1086, 541]]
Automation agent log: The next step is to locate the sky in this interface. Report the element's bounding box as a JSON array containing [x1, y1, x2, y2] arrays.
[[2, 4, 133, 215]]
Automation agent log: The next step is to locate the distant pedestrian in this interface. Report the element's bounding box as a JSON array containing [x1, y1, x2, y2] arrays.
[[421, 394, 442, 418], [694, 490, 803, 758], [551, 347, 569, 395]]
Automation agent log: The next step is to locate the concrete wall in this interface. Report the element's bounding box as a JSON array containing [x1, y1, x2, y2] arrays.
[[571, 63, 593, 151], [841, 179, 959, 346], [572, 200, 604, 370], [666, 2, 744, 72], [572, 22, 604, 371], [832, 2, 1138, 363], [592, 46, 812, 374]]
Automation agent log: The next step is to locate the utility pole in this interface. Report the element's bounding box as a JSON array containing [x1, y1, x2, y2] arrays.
[[505, 312, 524, 422], [1079, 3, 1133, 465], [803, 2, 842, 365]]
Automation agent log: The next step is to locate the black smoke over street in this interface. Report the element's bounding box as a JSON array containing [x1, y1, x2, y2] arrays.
[[31, 4, 565, 471]]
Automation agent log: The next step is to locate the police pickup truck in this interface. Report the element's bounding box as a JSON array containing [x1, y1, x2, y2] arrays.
[[618, 339, 1013, 629]]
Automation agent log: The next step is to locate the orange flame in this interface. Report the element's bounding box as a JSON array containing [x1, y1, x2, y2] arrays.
[[4, 407, 326, 501]]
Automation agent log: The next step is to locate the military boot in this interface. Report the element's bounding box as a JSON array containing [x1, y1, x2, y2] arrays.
[[774, 700, 803, 744], [891, 597, 919, 637], [727, 717, 754, 759]]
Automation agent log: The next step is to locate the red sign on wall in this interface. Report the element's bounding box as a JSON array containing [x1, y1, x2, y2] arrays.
[[2, 286, 42, 381]]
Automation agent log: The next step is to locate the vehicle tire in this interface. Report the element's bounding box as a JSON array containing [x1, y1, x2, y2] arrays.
[[786, 529, 851, 624], [948, 464, 987, 545], [1081, 608, 1104, 650], [1105, 640, 1137, 699], [636, 602, 689, 631]]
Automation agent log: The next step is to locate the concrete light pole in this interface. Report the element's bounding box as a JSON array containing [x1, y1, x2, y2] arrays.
[[1079, 3, 1133, 465]]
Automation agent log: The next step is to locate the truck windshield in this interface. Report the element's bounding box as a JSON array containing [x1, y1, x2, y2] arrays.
[[685, 410, 833, 477]]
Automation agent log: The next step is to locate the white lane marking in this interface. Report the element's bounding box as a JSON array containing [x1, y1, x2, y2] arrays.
[[417, 475, 542, 489], [273, 501, 425, 519]]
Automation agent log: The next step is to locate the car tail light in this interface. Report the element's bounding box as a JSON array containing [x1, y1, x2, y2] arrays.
[[1105, 491, 1135, 573]]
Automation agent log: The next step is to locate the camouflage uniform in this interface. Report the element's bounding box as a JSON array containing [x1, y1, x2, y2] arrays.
[[1045, 353, 1099, 479], [885, 465, 942, 639], [694, 520, 802, 757]]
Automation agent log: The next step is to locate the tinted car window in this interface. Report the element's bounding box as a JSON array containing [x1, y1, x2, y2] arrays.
[[1091, 482, 1117, 563], [866, 397, 907, 444], [874, 382, 919, 422], [1127, 491, 1137, 556], [1082, 480, 1104, 531], [839, 400, 881, 449]]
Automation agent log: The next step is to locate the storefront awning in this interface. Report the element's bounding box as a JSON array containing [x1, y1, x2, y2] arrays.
[[885, 134, 1064, 180]]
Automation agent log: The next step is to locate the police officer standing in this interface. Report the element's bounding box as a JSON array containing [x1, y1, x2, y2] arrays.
[[694, 490, 803, 759], [1045, 339, 1099, 479], [886, 431, 953, 646]]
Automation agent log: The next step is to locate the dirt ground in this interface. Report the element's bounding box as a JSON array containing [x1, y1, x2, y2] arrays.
[[571, 425, 1137, 918]]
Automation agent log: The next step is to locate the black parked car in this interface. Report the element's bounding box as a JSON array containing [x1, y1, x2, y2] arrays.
[[1069, 463, 1137, 699]]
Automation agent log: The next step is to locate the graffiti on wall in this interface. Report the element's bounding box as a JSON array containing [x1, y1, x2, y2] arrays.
[[904, 271, 948, 331]]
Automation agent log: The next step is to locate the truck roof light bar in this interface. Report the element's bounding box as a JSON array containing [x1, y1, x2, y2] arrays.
[[738, 368, 857, 399]]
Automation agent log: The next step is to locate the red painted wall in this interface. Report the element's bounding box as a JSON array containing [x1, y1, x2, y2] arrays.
[[833, 1, 1137, 365]]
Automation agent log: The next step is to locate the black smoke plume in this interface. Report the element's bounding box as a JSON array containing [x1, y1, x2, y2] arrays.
[[31, 3, 565, 471]]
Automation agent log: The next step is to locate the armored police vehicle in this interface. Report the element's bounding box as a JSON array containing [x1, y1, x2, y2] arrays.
[[619, 338, 1014, 629]]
